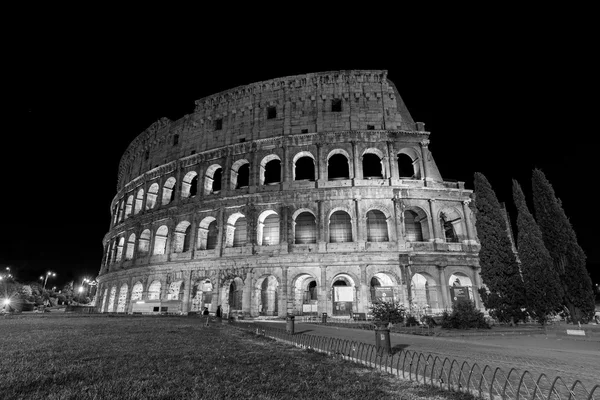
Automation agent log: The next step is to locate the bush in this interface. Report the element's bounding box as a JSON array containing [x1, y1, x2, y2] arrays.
[[369, 301, 406, 324], [405, 315, 419, 326], [442, 300, 490, 329]]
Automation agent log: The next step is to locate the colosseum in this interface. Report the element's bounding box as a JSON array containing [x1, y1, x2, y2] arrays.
[[96, 70, 482, 319]]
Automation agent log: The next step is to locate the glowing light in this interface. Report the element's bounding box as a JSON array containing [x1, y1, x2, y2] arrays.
[[2, 299, 9, 306], [78, 287, 84, 293]]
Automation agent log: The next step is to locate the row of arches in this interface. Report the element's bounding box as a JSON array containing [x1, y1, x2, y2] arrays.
[[113, 149, 420, 225], [99, 270, 475, 315], [105, 205, 466, 266]]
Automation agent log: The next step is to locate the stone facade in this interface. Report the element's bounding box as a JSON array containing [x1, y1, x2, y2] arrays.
[[97, 70, 482, 318]]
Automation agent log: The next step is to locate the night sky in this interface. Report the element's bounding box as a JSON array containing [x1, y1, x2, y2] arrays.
[[3, 20, 597, 290]]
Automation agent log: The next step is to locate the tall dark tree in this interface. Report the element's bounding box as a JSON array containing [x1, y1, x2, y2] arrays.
[[473, 172, 527, 324], [532, 169, 595, 323], [512, 180, 563, 324]]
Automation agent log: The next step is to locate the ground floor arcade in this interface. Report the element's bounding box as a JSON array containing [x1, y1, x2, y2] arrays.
[[97, 261, 482, 318]]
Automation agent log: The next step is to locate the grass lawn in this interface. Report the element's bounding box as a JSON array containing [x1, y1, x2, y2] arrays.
[[0, 314, 476, 400]]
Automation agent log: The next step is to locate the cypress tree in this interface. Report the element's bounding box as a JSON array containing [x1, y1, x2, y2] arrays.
[[473, 172, 527, 324], [531, 169, 595, 323], [512, 180, 563, 324]]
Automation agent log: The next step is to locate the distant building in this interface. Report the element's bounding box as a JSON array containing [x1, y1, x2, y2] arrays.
[[96, 70, 481, 317]]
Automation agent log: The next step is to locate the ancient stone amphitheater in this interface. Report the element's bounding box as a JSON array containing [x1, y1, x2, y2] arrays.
[[97, 70, 481, 319]]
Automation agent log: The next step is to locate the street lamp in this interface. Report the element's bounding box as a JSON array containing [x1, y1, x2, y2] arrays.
[[43, 271, 56, 290]]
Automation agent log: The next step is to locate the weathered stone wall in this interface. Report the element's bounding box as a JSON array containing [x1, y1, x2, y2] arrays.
[[98, 70, 481, 318]]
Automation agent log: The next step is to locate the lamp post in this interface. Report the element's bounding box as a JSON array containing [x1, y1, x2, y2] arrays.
[[42, 271, 56, 290]]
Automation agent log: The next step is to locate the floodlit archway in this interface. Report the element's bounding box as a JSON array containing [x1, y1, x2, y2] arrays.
[[366, 210, 389, 242], [146, 183, 159, 210], [260, 155, 281, 185], [117, 283, 128, 312], [167, 280, 183, 300], [173, 221, 192, 253], [182, 171, 198, 198], [227, 277, 244, 313], [293, 210, 316, 244], [162, 177, 176, 205], [404, 208, 429, 241], [411, 273, 438, 311], [138, 229, 151, 254], [293, 151, 315, 181], [370, 272, 397, 303], [125, 233, 136, 260], [125, 195, 133, 218], [191, 279, 213, 312], [148, 280, 161, 300], [292, 273, 318, 315], [362, 148, 385, 179], [197, 217, 218, 250], [257, 210, 280, 246], [204, 164, 222, 195], [231, 159, 250, 189], [107, 286, 117, 312], [327, 151, 350, 180], [254, 275, 279, 316], [131, 282, 143, 302], [329, 210, 352, 243], [331, 274, 356, 316], [153, 226, 168, 255], [134, 189, 144, 215]]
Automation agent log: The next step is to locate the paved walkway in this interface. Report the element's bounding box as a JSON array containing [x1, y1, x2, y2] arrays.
[[256, 321, 600, 390]]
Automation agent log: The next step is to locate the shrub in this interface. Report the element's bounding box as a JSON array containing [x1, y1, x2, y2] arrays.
[[369, 301, 406, 324], [441, 300, 490, 329], [405, 315, 419, 326]]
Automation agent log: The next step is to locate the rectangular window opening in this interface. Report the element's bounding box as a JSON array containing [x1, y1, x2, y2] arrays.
[[215, 118, 223, 130], [173, 134, 179, 146], [301, 129, 309, 134], [267, 106, 277, 119], [331, 99, 342, 112], [367, 125, 375, 130], [239, 138, 246, 143]]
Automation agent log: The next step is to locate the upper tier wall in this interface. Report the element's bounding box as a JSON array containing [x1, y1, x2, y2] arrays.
[[117, 70, 416, 189]]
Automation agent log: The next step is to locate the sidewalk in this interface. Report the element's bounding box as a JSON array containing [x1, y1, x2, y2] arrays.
[[256, 321, 600, 390]]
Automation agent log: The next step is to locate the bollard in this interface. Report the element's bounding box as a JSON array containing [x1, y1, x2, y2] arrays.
[[286, 314, 295, 334], [375, 326, 391, 354], [322, 312, 328, 324]]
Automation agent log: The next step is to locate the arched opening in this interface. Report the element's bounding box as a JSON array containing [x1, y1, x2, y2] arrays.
[[328, 153, 349, 180], [138, 229, 151, 254], [331, 274, 355, 317], [125, 233, 136, 260], [146, 183, 159, 210], [362, 153, 383, 178], [411, 273, 438, 313], [366, 210, 389, 242], [231, 160, 250, 189], [256, 275, 279, 316], [181, 171, 198, 198], [116, 237, 125, 262], [107, 286, 117, 312], [197, 217, 218, 250], [228, 278, 243, 313], [153, 225, 168, 255], [233, 217, 247, 247], [440, 208, 463, 243], [204, 165, 222, 195], [449, 272, 474, 305], [116, 200, 124, 222], [397, 154, 415, 178], [404, 210, 424, 242], [292, 274, 318, 315], [117, 284, 128, 313], [294, 211, 316, 244], [167, 280, 183, 300], [294, 154, 315, 181], [148, 280, 161, 300], [329, 210, 352, 243], [125, 195, 134, 218], [257, 211, 280, 246], [162, 177, 176, 205], [261, 156, 281, 185], [131, 282, 143, 302], [225, 213, 246, 248], [370, 273, 396, 303], [134, 189, 144, 215], [173, 221, 192, 253], [191, 279, 213, 312]]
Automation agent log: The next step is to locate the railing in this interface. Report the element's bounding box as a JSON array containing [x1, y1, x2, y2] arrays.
[[230, 321, 599, 400]]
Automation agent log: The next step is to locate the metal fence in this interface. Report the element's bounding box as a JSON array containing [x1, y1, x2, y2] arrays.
[[230, 321, 599, 400]]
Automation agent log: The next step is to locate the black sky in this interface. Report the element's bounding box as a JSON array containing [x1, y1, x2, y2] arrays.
[[3, 15, 597, 289]]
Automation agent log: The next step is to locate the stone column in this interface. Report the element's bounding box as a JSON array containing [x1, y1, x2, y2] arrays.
[[472, 266, 483, 309], [189, 213, 198, 258], [280, 205, 289, 250], [387, 141, 398, 180], [281, 266, 289, 315], [428, 199, 442, 243], [281, 145, 288, 183], [315, 143, 323, 183], [125, 276, 134, 314], [217, 208, 225, 257], [461, 199, 476, 244], [359, 264, 369, 314], [140, 177, 149, 214], [419, 139, 430, 185], [319, 265, 328, 315], [354, 198, 364, 247], [317, 200, 326, 251], [181, 270, 193, 314], [351, 140, 358, 180], [393, 198, 406, 245], [242, 271, 252, 316], [160, 277, 169, 301], [437, 265, 450, 310]]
